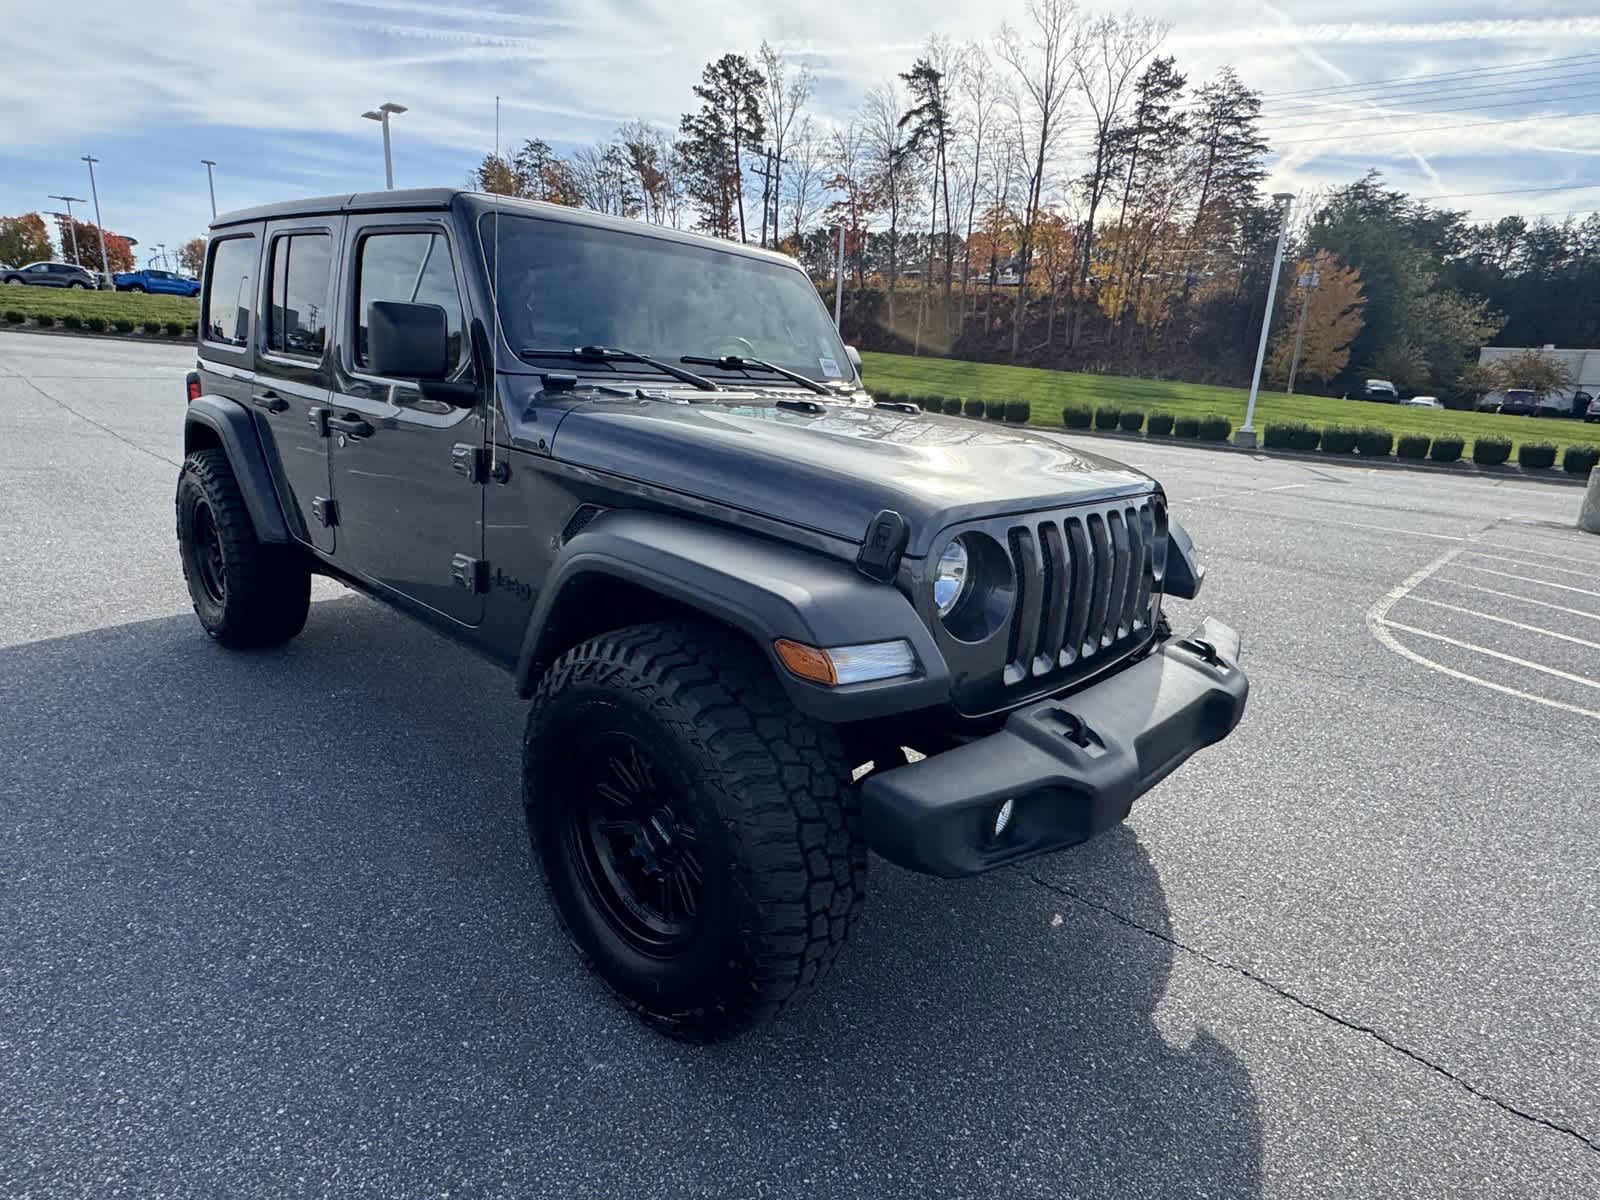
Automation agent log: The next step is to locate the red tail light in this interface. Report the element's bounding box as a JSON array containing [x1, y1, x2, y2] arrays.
[[186, 373, 201, 402]]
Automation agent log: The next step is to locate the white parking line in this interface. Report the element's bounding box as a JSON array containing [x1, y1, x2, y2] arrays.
[[1395, 594, 1600, 652], [1467, 539, 1600, 567], [1382, 620, 1600, 692], [1419, 577, 1600, 623], [1366, 546, 1600, 722], [1461, 550, 1600, 580], [1453, 563, 1600, 599], [1182, 482, 1308, 503]]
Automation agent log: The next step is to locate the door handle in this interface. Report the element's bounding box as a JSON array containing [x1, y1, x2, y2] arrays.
[[251, 391, 288, 413], [327, 414, 374, 438]]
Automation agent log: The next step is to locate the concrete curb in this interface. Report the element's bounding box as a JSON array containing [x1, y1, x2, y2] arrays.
[[0, 323, 193, 348], [1046, 424, 1594, 489]]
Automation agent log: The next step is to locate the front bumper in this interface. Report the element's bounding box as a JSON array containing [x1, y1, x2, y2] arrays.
[[860, 617, 1249, 877]]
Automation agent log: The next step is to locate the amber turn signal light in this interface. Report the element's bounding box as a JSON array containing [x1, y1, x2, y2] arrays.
[[773, 639, 837, 686]]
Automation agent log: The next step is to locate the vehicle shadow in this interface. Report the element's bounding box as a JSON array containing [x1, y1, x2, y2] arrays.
[[0, 597, 1262, 1199]]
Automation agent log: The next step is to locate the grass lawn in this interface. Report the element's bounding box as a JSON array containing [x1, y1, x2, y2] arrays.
[[862, 351, 1600, 457], [0, 285, 199, 325]]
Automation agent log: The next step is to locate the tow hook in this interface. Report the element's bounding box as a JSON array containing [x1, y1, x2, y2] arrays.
[[1178, 637, 1222, 666]]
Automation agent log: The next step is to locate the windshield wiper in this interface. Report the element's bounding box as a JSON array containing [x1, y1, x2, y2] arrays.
[[681, 354, 833, 397], [518, 345, 721, 391]]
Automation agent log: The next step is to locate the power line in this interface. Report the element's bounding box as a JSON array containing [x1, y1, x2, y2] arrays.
[[1257, 51, 1600, 102], [1251, 85, 1600, 135], [1269, 105, 1600, 147], [1269, 70, 1600, 116]]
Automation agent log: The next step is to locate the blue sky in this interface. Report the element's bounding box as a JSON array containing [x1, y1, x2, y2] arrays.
[[3, 0, 1599, 265]]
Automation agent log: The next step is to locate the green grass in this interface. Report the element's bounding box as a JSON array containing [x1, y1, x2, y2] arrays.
[[0, 285, 199, 325], [862, 351, 1600, 457]]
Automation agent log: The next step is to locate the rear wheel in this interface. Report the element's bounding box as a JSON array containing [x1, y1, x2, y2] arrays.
[[69, 280, 88, 290], [175, 449, 310, 647], [128, 283, 146, 292], [524, 621, 866, 1041]]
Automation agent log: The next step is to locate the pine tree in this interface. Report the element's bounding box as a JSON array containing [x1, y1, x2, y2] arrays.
[[678, 54, 765, 241]]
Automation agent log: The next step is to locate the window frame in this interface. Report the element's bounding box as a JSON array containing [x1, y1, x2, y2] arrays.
[[345, 224, 471, 385], [199, 233, 261, 357], [260, 227, 336, 365]]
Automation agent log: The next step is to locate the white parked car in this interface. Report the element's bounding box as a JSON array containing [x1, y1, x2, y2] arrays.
[[1404, 395, 1442, 409]]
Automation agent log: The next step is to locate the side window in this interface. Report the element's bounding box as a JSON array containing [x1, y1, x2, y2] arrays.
[[26, 263, 48, 273], [354, 232, 465, 371], [202, 236, 257, 347], [266, 233, 332, 357]]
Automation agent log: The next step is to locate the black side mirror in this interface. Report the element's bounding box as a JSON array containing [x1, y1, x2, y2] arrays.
[[368, 300, 451, 381]]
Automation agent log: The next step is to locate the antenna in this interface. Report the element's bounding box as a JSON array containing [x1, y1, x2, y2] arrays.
[[487, 95, 503, 480]]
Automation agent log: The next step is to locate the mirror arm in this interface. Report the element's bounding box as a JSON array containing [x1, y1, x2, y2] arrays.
[[419, 377, 479, 407]]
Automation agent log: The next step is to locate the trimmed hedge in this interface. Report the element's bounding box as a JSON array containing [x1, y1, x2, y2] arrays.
[[1094, 407, 1121, 430], [164, 321, 184, 337], [1117, 410, 1144, 433], [1147, 412, 1174, 436], [35, 313, 55, 327], [1396, 434, 1430, 459], [1062, 405, 1093, 429], [1564, 445, 1599, 475], [1321, 426, 1358, 454], [1197, 414, 1232, 442], [1263, 422, 1306, 449], [1517, 441, 1557, 470], [141, 320, 163, 335], [114, 318, 135, 333], [1173, 416, 1200, 438], [1005, 399, 1031, 423], [1429, 435, 1464, 463], [984, 398, 1006, 420], [62, 314, 83, 330], [964, 397, 986, 418], [1473, 436, 1512, 466], [86, 315, 107, 332], [4, 310, 25, 324], [1355, 427, 1394, 457]]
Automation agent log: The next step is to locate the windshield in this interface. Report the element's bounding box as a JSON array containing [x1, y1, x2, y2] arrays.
[[479, 213, 852, 384]]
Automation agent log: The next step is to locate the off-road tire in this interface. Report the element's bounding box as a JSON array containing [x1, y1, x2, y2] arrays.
[[175, 448, 310, 648], [524, 621, 867, 1041]]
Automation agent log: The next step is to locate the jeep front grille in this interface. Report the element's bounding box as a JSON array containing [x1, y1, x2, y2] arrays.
[[1001, 496, 1163, 686]]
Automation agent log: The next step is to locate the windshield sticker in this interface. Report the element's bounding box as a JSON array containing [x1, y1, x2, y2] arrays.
[[819, 357, 841, 378]]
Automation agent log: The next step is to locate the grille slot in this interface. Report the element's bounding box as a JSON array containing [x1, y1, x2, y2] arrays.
[[1001, 495, 1164, 686]]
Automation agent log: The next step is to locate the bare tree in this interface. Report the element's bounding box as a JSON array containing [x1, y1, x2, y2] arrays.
[[863, 80, 914, 331], [825, 118, 875, 286], [617, 121, 683, 225], [955, 43, 1002, 329], [783, 116, 827, 246], [996, 0, 1083, 360], [570, 142, 639, 217], [758, 41, 814, 249]]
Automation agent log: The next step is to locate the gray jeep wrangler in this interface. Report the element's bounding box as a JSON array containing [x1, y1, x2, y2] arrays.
[[177, 188, 1248, 1039]]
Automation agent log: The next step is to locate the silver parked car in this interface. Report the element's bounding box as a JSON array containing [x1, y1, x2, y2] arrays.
[[0, 261, 101, 289]]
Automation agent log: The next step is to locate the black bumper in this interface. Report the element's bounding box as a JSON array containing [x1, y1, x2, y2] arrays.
[[860, 618, 1249, 877]]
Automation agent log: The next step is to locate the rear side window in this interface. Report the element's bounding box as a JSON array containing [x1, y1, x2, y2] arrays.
[[266, 233, 333, 358], [203, 236, 257, 347], [354, 232, 464, 370]]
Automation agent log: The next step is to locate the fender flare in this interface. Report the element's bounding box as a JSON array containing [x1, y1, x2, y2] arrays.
[[184, 397, 290, 544], [514, 509, 952, 723]]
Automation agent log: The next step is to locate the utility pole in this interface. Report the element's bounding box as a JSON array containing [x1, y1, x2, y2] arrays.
[[833, 224, 845, 329], [1236, 192, 1295, 449], [748, 147, 788, 249], [47, 195, 86, 264], [361, 102, 408, 189], [200, 159, 218, 218], [1285, 267, 1320, 396], [81, 155, 112, 286]]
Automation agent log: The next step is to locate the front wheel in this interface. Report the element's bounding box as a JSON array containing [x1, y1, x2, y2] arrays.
[[128, 284, 146, 293], [524, 621, 867, 1041], [69, 281, 88, 290]]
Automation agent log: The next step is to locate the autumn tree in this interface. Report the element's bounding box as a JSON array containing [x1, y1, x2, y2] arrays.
[[824, 118, 877, 285], [473, 140, 581, 205], [678, 53, 765, 241], [52, 216, 132, 273], [1490, 349, 1576, 399], [177, 237, 206, 277], [1266, 252, 1365, 387], [618, 121, 684, 226], [0, 213, 52, 267]]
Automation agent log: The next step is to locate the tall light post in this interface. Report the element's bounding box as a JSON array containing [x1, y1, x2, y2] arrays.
[[200, 159, 218, 218], [80, 155, 112, 287], [1236, 191, 1295, 449], [833, 224, 845, 329], [47, 195, 86, 264], [361, 102, 407, 189], [1285, 267, 1320, 396]]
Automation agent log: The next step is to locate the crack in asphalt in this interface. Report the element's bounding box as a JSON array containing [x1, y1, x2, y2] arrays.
[[6, 369, 179, 468], [1030, 872, 1600, 1157]]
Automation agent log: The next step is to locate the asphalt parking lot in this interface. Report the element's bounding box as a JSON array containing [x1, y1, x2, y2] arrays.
[[4, 328, 1600, 1199]]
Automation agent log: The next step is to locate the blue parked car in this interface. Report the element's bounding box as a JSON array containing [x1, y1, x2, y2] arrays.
[[114, 268, 200, 297]]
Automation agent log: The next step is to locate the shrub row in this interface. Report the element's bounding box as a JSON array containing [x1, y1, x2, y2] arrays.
[[1257, 423, 1597, 473], [1058, 406, 1230, 441], [8, 312, 192, 337], [879, 392, 1032, 423]]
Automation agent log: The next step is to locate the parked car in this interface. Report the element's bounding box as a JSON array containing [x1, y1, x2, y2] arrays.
[[1403, 395, 1442, 409], [114, 268, 201, 297], [1585, 395, 1600, 424], [0, 261, 101, 289], [175, 187, 1249, 1040], [1498, 389, 1538, 416], [1570, 390, 1593, 420], [1360, 378, 1399, 402]]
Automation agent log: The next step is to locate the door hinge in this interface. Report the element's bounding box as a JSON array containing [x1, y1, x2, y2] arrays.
[[451, 443, 486, 483], [312, 496, 338, 527], [307, 406, 329, 438], [451, 554, 489, 593]]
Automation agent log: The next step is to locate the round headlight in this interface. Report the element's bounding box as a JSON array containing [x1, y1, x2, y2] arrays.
[[934, 539, 971, 616]]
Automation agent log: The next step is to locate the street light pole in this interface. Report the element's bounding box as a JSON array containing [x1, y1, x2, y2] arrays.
[[47, 195, 86, 264], [1285, 268, 1320, 396], [833, 224, 845, 329], [1236, 191, 1295, 449], [81, 155, 112, 287], [361, 102, 408, 189], [200, 159, 218, 219]]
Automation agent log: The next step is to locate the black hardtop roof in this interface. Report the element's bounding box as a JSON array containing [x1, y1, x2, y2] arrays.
[[208, 188, 799, 267]]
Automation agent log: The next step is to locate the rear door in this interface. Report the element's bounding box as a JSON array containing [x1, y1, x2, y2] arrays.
[[325, 217, 485, 624], [196, 227, 264, 460], [253, 218, 340, 553]]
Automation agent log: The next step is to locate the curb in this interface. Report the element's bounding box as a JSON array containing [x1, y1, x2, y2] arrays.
[[1046, 424, 1594, 489], [0, 323, 193, 348]]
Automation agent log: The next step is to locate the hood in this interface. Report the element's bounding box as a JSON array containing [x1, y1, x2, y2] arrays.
[[547, 395, 1153, 554]]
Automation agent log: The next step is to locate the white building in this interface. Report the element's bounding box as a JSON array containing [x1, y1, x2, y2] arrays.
[[1476, 345, 1600, 415]]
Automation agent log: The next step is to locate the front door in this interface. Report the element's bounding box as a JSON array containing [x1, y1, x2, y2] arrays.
[[325, 219, 485, 625], [253, 219, 339, 553]]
